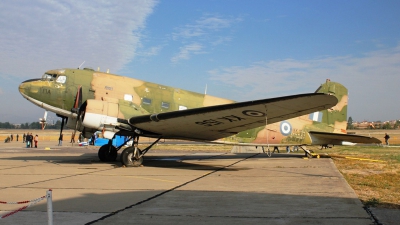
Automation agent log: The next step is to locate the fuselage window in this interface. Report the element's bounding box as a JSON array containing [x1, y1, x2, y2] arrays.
[[142, 98, 152, 105], [161, 102, 170, 109], [124, 94, 133, 102], [56, 75, 66, 84]]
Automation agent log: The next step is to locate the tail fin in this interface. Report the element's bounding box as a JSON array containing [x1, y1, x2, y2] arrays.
[[314, 79, 348, 133]]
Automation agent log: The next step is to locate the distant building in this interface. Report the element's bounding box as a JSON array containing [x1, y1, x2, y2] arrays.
[[352, 120, 399, 129]]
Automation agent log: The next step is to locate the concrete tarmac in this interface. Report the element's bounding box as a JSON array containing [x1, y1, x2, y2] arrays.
[[0, 142, 375, 224]]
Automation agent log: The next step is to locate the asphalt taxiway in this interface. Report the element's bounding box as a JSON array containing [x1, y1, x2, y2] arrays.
[[0, 142, 375, 225]]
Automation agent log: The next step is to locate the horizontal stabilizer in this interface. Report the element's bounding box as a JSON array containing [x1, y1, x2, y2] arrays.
[[309, 131, 381, 145]]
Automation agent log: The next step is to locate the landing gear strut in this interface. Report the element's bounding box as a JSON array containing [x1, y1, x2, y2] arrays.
[[120, 137, 161, 167], [299, 146, 320, 159]]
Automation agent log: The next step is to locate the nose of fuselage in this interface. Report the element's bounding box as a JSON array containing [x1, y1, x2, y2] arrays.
[[19, 79, 40, 96], [19, 81, 29, 96]]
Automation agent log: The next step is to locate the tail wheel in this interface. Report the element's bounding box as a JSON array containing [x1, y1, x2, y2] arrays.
[[121, 146, 143, 167], [98, 144, 118, 162]]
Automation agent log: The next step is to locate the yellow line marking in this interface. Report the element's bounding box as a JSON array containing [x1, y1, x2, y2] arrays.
[[329, 155, 385, 162], [344, 157, 385, 162]]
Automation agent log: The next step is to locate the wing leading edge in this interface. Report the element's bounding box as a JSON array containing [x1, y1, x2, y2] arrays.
[[128, 93, 338, 141]]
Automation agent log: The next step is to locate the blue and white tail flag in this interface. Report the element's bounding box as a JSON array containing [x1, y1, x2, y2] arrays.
[[309, 112, 322, 122]]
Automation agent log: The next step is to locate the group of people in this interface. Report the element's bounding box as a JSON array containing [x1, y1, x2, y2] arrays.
[[4, 134, 19, 143], [272, 146, 299, 153], [4, 131, 102, 147], [3, 133, 38, 147], [24, 133, 38, 148]]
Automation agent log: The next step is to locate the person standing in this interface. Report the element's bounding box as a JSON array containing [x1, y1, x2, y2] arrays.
[[70, 132, 75, 143], [272, 146, 280, 153], [90, 133, 95, 145], [26, 133, 31, 148], [34, 135, 39, 148], [58, 133, 63, 146], [78, 133, 83, 143], [23, 133, 26, 143], [10, 134, 13, 141], [384, 133, 390, 145], [30, 133, 34, 148], [16, 134, 19, 142]]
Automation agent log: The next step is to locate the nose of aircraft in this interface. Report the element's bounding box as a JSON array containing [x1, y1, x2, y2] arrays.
[[19, 81, 28, 95], [19, 79, 40, 96]]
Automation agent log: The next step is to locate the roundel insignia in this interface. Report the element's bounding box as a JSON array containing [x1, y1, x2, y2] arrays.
[[242, 110, 265, 117], [280, 121, 292, 136]]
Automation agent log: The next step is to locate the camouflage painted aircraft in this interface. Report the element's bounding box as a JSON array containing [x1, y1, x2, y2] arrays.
[[18, 68, 380, 166]]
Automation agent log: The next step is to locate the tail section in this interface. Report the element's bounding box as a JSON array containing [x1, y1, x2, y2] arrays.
[[313, 79, 348, 134]]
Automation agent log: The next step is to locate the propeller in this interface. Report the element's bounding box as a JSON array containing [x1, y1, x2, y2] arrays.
[[71, 86, 83, 143], [39, 110, 48, 130], [72, 85, 82, 114]]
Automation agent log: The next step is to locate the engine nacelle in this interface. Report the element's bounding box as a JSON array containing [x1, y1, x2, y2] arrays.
[[82, 99, 119, 130]]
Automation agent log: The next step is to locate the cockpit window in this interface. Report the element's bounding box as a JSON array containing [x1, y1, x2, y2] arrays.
[[42, 73, 58, 81], [56, 75, 66, 84]]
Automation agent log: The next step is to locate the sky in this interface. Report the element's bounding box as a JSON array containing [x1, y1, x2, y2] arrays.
[[0, 0, 399, 123]]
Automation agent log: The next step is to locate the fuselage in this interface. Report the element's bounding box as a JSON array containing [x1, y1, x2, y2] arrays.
[[19, 68, 349, 145]]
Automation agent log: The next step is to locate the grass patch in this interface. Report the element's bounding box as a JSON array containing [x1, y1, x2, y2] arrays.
[[314, 145, 400, 209]]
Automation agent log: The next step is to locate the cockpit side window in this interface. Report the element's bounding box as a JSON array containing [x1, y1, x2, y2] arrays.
[[56, 75, 66, 84]]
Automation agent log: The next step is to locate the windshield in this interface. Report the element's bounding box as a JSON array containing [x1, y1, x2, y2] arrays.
[[41, 73, 58, 81], [41, 69, 66, 81]]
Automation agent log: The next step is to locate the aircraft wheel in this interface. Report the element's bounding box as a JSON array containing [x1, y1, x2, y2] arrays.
[[120, 147, 143, 167], [98, 144, 118, 162]]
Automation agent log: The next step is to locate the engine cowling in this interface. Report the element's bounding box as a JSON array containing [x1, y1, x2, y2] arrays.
[[82, 99, 119, 130]]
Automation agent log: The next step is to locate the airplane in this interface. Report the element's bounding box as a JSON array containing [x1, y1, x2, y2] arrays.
[[18, 68, 380, 166], [39, 110, 48, 130]]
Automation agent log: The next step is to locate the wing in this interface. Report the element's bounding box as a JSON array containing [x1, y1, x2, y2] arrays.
[[129, 93, 337, 141], [309, 131, 382, 144]]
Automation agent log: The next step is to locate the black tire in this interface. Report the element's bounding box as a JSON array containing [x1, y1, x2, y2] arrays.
[[120, 147, 143, 167], [98, 144, 118, 162]]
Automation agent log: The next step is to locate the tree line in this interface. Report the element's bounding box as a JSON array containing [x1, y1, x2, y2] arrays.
[[0, 121, 63, 129], [347, 117, 400, 129]]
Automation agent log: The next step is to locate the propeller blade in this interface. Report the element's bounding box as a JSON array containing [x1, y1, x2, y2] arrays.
[[72, 86, 82, 113], [71, 86, 83, 144]]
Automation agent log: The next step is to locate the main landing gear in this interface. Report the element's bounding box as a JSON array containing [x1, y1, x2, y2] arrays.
[[98, 144, 118, 162], [97, 136, 161, 167]]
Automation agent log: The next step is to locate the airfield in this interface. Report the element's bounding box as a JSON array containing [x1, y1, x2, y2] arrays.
[[0, 129, 399, 224], [0, 139, 381, 225]]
